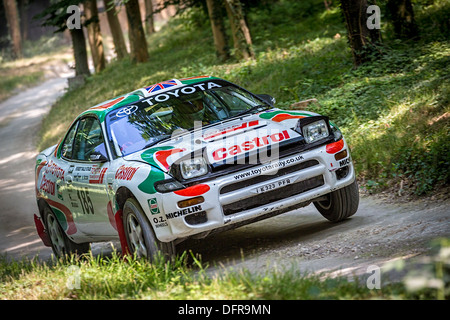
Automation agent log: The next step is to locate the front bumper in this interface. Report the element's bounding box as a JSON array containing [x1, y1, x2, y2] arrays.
[[152, 139, 355, 242]]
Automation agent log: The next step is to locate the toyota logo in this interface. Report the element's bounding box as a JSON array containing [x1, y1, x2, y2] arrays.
[[117, 105, 138, 117]]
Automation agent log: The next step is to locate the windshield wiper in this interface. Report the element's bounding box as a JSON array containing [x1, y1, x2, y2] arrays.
[[234, 104, 269, 118], [143, 134, 171, 149]]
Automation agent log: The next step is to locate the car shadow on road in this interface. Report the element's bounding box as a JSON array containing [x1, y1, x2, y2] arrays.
[[176, 208, 364, 267]]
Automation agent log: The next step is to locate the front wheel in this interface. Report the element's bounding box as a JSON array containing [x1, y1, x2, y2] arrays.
[[313, 180, 359, 222], [122, 198, 175, 261], [43, 205, 90, 258]]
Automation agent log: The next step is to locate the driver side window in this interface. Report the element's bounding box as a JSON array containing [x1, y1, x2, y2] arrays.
[[72, 117, 108, 162]]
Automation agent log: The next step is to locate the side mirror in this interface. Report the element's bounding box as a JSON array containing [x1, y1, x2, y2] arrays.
[[89, 151, 108, 162], [256, 94, 276, 107]]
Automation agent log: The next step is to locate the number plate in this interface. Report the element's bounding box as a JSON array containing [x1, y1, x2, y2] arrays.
[[252, 177, 294, 194]]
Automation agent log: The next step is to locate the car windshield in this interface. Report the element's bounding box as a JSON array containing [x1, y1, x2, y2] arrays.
[[105, 82, 268, 156]]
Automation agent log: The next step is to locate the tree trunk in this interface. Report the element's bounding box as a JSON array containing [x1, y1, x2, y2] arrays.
[[339, 0, 382, 67], [224, 0, 254, 60], [206, 0, 229, 61], [386, 0, 419, 39], [19, 0, 28, 41], [84, 0, 106, 72], [69, 27, 91, 77], [103, 0, 128, 60], [3, 0, 22, 59], [125, 0, 149, 63], [144, 0, 155, 35]]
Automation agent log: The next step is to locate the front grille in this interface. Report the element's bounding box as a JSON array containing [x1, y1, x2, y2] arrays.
[[220, 159, 319, 194], [222, 175, 324, 216]]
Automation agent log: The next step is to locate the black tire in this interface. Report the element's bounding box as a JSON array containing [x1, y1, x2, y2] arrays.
[[122, 198, 175, 261], [313, 179, 359, 222], [43, 205, 90, 258]]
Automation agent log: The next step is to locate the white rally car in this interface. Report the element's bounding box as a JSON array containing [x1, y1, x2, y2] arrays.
[[34, 76, 359, 260]]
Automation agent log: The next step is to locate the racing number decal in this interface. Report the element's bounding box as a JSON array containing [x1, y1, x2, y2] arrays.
[[77, 187, 95, 214]]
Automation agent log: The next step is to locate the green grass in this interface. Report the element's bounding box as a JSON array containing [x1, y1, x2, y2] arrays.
[[1, 246, 447, 300], [0, 70, 44, 101], [0, 35, 71, 102]]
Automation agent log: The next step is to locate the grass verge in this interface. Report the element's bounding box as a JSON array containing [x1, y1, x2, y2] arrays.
[[1, 239, 449, 300]]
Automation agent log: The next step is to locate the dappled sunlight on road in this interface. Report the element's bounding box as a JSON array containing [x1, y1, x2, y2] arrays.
[[0, 75, 71, 261]]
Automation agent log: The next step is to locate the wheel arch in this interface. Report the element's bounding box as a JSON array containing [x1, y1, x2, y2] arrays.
[[115, 186, 136, 211]]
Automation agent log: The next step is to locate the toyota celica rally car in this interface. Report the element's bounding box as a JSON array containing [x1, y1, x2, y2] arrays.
[[34, 76, 359, 260]]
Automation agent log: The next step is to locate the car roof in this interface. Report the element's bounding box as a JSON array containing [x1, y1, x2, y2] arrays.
[[79, 75, 222, 122]]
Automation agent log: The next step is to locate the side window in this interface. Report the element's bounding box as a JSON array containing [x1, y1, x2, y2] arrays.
[[72, 117, 108, 162], [61, 122, 78, 159]]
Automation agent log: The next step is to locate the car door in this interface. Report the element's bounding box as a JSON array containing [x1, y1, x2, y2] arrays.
[[67, 116, 116, 237]]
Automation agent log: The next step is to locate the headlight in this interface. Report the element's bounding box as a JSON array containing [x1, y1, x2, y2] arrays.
[[302, 120, 329, 143], [180, 157, 208, 179]]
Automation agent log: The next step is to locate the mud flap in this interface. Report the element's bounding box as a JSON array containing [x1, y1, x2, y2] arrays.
[[114, 209, 131, 257], [33, 214, 52, 247]]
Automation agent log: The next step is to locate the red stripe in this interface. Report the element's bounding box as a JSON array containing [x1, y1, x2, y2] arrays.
[[90, 96, 125, 110], [46, 198, 77, 235], [154, 148, 185, 170], [271, 113, 306, 122]]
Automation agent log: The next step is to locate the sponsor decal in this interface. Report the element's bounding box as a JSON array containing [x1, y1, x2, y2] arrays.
[[115, 165, 139, 181], [39, 174, 55, 196], [339, 158, 350, 167], [89, 167, 107, 184], [142, 81, 222, 106], [166, 205, 203, 220], [152, 216, 168, 229], [148, 198, 160, 214], [211, 130, 291, 161], [203, 120, 261, 141], [232, 154, 304, 180], [45, 160, 65, 180]]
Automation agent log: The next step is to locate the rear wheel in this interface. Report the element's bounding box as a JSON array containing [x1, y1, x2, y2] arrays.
[[122, 198, 175, 261], [43, 205, 90, 258], [313, 179, 359, 222]]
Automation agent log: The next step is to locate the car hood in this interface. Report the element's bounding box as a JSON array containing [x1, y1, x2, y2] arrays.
[[123, 108, 319, 172]]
